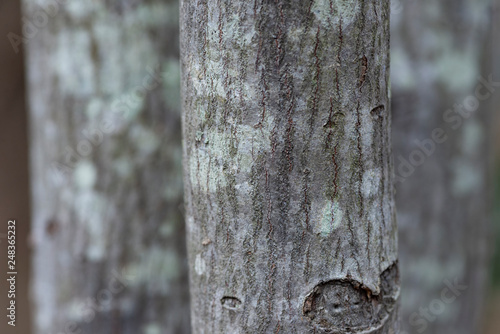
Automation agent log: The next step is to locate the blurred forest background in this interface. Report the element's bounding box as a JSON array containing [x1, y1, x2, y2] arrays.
[[0, 0, 499, 333]]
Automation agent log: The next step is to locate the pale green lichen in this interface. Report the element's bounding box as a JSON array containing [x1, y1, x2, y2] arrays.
[[311, 0, 359, 26], [189, 121, 273, 193], [435, 49, 478, 92], [66, 299, 87, 322], [112, 90, 145, 123], [318, 201, 343, 237], [226, 11, 255, 51], [72, 191, 108, 261], [113, 156, 134, 178], [362, 168, 382, 199], [195, 253, 206, 276], [73, 160, 97, 189], [85, 98, 104, 120], [160, 251, 181, 281], [130, 124, 160, 155], [135, 2, 179, 26], [55, 29, 95, 96], [189, 149, 222, 193], [451, 160, 482, 196], [143, 323, 162, 334], [124, 247, 181, 290], [236, 123, 273, 173], [92, 20, 125, 95], [462, 121, 483, 156], [65, 1, 95, 21], [451, 122, 484, 196], [390, 49, 416, 90]]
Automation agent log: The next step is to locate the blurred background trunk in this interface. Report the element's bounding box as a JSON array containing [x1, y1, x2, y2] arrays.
[[391, 0, 495, 333], [23, 1, 190, 333], [0, 1, 31, 334]]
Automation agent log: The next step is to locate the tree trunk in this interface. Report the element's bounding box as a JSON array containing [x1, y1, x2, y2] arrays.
[[181, 1, 399, 333], [391, 1, 495, 333], [24, 1, 190, 333], [0, 2, 32, 333]]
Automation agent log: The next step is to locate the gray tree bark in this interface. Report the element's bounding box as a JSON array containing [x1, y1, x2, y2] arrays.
[[181, 1, 399, 333], [391, 1, 495, 333], [24, 1, 190, 333]]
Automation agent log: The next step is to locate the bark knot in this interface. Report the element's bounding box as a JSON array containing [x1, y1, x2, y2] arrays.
[[303, 264, 399, 333]]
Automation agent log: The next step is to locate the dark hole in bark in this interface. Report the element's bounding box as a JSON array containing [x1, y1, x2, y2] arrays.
[[221, 296, 242, 310], [370, 105, 385, 120]]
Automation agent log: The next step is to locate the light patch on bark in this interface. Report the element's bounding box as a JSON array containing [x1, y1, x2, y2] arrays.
[[143, 323, 163, 334], [362, 168, 382, 198], [311, 0, 360, 26], [195, 253, 207, 276], [319, 201, 343, 237], [73, 161, 97, 189], [55, 29, 95, 95], [451, 161, 483, 196]]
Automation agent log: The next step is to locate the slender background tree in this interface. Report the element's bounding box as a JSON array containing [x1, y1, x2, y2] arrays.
[[181, 0, 399, 332], [24, 1, 190, 333], [391, 0, 495, 333]]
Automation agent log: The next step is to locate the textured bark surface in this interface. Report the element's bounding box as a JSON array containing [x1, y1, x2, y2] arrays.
[[181, 1, 399, 333], [24, 1, 189, 333], [391, 1, 494, 333]]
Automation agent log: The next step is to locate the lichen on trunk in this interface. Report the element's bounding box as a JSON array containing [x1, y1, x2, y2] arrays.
[[181, 0, 399, 332]]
